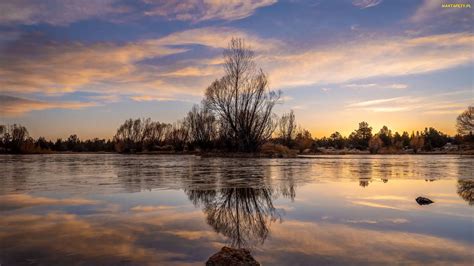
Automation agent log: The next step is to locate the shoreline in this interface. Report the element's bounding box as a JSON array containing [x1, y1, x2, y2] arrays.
[[1, 150, 473, 157]]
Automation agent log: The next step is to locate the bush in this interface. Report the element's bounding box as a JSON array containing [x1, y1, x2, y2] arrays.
[[260, 143, 296, 157]]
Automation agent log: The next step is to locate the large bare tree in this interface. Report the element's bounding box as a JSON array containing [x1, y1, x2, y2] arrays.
[[456, 106, 473, 135], [204, 38, 280, 152]]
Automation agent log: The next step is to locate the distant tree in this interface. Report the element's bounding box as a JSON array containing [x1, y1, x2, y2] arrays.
[[66, 134, 81, 151], [349, 121, 372, 150], [35, 137, 52, 150], [294, 128, 313, 152], [410, 134, 424, 153], [422, 127, 449, 150], [54, 138, 67, 151], [368, 135, 383, 154], [204, 38, 280, 152], [456, 106, 473, 136], [186, 104, 217, 150], [378, 125, 392, 147], [329, 131, 345, 149], [401, 131, 410, 148], [277, 110, 297, 147], [392, 132, 403, 150], [165, 120, 189, 151], [8, 124, 29, 153], [114, 118, 171, 152]]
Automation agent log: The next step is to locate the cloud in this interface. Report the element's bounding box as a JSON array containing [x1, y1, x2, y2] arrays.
[[0, 95, 96, 116], [409, 0, 470, 23], [266, 33, 473, 88], [0, 0, 126, 26], [344, 83, 407, 89], [345, 90, 471, 114], [1, 27, 471, 115], [352, 0, 382, 9], [0, 27, 278, 102], [143, 0, 277, 22], [347, 97, 406, 108]]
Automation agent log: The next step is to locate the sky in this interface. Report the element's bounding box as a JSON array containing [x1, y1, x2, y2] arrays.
[[0, 0, 472, 140]]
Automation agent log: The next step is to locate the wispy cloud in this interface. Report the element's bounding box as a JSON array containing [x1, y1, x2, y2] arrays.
[[345, 90, 471, 114], [409, 0, 471, 23], [143, 0, 277, 22], [344, 83, 408, 89], [266, 33, 473, 88], [0, 0, 126, 26], [352, 0, 382, 9], [0, 194, 98, 209], [347, 97, 408, 108], [0, 27, 279, 101], [1, 95, 96, 116]]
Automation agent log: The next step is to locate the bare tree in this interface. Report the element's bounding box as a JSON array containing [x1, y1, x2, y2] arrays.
[[204, 38, 280, 152], [186, 104, 217, 150], [456, 106, 473, 135], [278, 110, 296, 147], [0, 124, 29, 153], [165, 120, 189, 151], [114, 118, 171, 152]]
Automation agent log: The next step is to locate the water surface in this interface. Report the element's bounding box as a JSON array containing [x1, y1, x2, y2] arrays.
[[1, 154, 473, 265]]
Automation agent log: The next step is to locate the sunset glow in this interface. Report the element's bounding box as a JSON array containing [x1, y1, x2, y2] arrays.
[[0, 0, 472, 139]]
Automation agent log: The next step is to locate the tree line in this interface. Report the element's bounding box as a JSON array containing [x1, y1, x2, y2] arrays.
[[1, 39, 472, 154]]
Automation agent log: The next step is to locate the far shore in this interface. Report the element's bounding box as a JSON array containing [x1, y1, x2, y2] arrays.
[[2, 150, 473, 157]]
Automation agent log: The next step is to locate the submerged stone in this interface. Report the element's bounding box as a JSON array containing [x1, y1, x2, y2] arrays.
[[416, 196, 434, 205], [206, 247, 260, 266]]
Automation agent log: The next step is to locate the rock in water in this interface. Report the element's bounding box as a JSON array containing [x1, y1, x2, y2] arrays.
[[206, 247, 260, 266], [416, 196, 434, 205]]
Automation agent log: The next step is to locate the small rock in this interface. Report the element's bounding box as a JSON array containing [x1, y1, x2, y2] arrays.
[[206, 247, 260, 266], [416, 196, 434, 205]]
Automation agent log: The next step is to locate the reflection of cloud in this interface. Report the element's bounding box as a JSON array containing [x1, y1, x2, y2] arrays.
[[0, 95, 96, 116], [143, 0, 277, 22], [260, 220, 472, 265], [351, 200, 404, 210], [130, 95, 182, 102], [130, 205, 176, 212], [0, 213, 187, 265], [345, 219, 378, 224], [0, 194, 98, 210]]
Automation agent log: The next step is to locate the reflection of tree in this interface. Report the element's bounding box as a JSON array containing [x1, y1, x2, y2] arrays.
[[457, 179, 473, 206], [187, 187, 280, 248], [359, 179, 370, 187]]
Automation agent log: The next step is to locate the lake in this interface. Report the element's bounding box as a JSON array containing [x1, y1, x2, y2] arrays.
[[0, 154, 473, 265]]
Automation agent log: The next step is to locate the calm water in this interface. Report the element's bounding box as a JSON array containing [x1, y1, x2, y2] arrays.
[[0, 154, 473, 265]]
